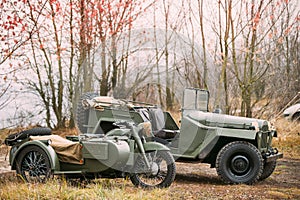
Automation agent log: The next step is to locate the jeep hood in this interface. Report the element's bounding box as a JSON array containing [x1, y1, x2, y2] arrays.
[[186, 111, 269, 131]]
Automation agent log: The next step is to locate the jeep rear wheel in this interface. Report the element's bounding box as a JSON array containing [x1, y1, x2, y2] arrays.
[[216, 141, 263, 185], [76, 93, 98, 134]]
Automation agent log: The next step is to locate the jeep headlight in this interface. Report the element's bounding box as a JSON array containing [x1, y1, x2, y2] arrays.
[[250, 121, 259, 132], [261, 121, 269, 131]]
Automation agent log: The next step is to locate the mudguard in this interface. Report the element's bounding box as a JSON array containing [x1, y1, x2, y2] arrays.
[[11, 140, 60, 172], [143, 141, 170, 152]]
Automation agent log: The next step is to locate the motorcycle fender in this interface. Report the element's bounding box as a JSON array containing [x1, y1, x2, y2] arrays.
[[143, 141, 170, 152], [11, 140, 60, 171]]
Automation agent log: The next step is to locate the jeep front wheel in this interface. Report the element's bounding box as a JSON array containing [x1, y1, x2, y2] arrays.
[[259, 160, 277, 181], [216, 141, 263, 184]]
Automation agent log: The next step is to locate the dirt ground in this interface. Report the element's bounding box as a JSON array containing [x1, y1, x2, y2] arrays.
[[171, 158, 300, 199]]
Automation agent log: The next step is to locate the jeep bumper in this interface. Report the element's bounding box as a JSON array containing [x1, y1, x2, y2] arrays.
[[265, 152, 283, 163]]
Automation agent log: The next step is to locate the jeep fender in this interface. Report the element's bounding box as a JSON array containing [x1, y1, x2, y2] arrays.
[[143, 141, 170, 152], [11, 140, 60, 171]]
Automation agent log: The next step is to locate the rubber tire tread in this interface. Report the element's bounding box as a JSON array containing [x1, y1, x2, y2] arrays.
[[5, 127, 51, 146], [16, 145, 52, 183], [130, 151, 176, 188], [76, 92, 99, 134], [259, 161, 277, 180], [216, 141, 263, 185]]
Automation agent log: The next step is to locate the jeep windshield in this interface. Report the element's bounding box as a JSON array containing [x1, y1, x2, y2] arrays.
[[182, 88, 209, 112]]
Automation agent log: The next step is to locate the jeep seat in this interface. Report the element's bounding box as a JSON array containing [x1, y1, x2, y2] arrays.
[[148, 108, 179, 140]]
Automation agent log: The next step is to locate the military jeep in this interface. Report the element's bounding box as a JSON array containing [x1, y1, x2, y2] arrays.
[[78, 88, 283, 184]]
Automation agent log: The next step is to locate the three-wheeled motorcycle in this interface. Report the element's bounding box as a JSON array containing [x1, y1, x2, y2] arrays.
[[4, 119, 176, 188]]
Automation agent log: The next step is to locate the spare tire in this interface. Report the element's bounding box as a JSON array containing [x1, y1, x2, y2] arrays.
[[76, 92, 99, 134], [5, 127, 52, 146]]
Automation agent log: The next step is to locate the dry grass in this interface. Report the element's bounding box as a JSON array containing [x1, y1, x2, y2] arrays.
[[273, 118, 300, 159], [0, 177, 172, 200], [1, 170, 299, 200]]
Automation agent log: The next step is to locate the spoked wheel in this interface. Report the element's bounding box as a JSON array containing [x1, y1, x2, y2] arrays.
[[130, 151, 176, 188], [16, 145, 52, 183], [216, 141, 263, 185]]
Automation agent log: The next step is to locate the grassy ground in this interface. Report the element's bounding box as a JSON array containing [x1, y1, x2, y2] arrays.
[[0, 118, 299, 200]]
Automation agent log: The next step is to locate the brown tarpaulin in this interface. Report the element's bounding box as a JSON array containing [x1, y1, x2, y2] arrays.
[[30, 135, 83, 165]]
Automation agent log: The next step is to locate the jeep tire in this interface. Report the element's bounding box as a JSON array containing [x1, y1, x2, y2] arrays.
[[76, 92, 98, 134], [259, 160, 277, 180], [216, 141, 263, 184]]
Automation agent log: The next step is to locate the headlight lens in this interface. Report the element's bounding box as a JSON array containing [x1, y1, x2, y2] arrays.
[[261, 121, 269, 131], [250, 121, 259, 132]]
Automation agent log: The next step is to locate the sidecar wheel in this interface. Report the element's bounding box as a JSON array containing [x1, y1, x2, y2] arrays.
[[130, 151, 176, 188], [16, 145, 52, 183]]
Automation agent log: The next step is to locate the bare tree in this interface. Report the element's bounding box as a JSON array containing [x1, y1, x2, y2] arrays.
[[210, 0, 232, 114], [197, 0, 208, 89], [25, 0, 69, 129], [91, 0, 147, 96], [0, 82, 11, 111]]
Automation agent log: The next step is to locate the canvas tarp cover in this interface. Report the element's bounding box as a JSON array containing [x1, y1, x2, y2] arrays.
[[30, 135, 82, 164]]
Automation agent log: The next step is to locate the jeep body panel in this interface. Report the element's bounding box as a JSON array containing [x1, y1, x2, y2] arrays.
[[175, 113, 258, 158], [143, 141, 170, 152]]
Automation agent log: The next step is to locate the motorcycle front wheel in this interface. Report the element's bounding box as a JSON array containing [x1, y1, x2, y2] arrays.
[[130, 150, 176, 188]]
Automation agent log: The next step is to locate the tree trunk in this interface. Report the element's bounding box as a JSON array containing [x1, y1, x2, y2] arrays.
[[198, 0, 208, 89], [68, 0, 75, 128], [111, 34, 118, 91], [100, 38, 109, 96]]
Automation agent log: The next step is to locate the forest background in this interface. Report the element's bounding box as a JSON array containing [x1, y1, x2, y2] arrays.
[[0, 0, 299, 129]]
